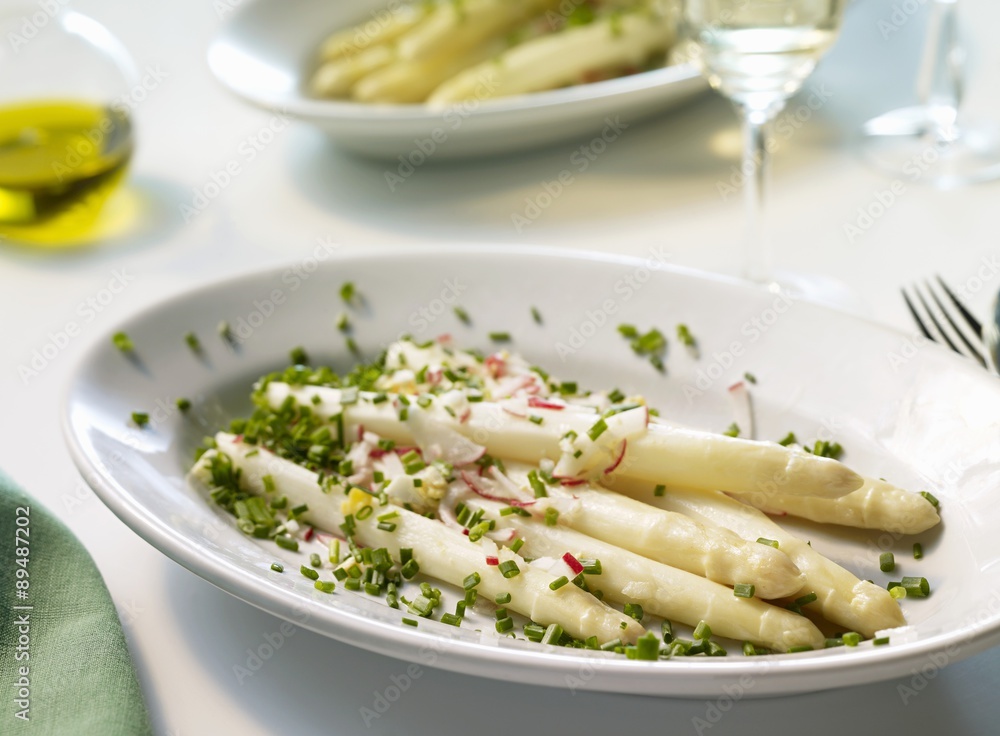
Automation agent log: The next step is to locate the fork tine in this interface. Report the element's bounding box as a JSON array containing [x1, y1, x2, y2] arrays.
[[925, 281, 988, 368], [935, 275, 984, 338], [913, 286, 964, 355], [901, 287, 935, 342]]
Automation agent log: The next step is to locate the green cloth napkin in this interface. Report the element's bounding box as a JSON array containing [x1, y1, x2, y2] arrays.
[[0, 471, 152, 735]]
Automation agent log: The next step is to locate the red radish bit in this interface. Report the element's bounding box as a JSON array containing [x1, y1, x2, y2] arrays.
[[727, 381, 755, 440], [559, 478, 587, 487], [562, 553, 584, 575], [356, 424, 365, 442], [460, 470, 535, 507], [603, 439, 627, 475], [528, 397, 565, 411], [462, 529, 470, 536], [485, 354, 506, 378], [436, 333, 452, 345], [459, 409, 471, 424], [303, 527, 315, 542], [486, 556, 499, 566]]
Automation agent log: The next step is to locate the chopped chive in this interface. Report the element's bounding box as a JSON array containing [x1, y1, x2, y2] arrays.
[[300, 565, 319, 581], [617, 324, 638, 338], [531, 306, 542, 324], [587, 418, 608, 441], [920, 491, 940, 509], [624, 602, 643, 622], [879, 552, 895, 572], [402, 618, 418, 627], [794, 592, 817, 606], [185, 332, 201, 352], [495, 592, 511, 605], [495, 617, 515, 633], [453, 306, 471, 324], [488, 331, 511, 342], [131, 411, 150, 428], [693, 621, 712, 640], [541, 623, 563, 646], [346, 337, 359, 355], [788, 645, 814, 653], [842, 632, 861, 647], [309, 553, 322, 567], [777, 431, 797, 447], [463, 572, 481, 590], [336, 312, 350, 331], [581, 559, 602, 575], [901, 576, 930, 597], [275, 535, 298, 552], [377, 521, 397, 532], [743, 372, 756, 384], [356, 505, 373, 521], [175, 397, 191, 412], [112, 331, 134, 352], [270, 562, 284, 573], [528, 414, 544, 425], [890, 586, 907, 600], [913, 543, 923, 560], [498, 560, 520, 578], [289, 346, 309, 365], [873, 637, 890, 646], [743, 641, 758, 656], [653, 484, 666, 497], [676, 324, 696, 347], [401, 559, 420, 579], [756, 537, 779, 548], [217, 321, 233, 342], [344, 578, 361, 591], [636, 631, 661, 661], [314, 580, 335, 593], [733, 583, 755, 599], [723, 423, 740, 438], [440, 613, 462, 627], [510, 538, 525, 554], [549, 576, 569, 591], [558, 381, 577, 395], [340, 281, 356, 304], [544, 507, 559, 526]]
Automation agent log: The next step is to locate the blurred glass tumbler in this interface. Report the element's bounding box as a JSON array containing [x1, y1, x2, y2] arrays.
[[0, 3, 138, 247]]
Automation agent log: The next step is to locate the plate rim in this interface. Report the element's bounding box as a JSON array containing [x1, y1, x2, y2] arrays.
[[61, 245, 1000, 697]]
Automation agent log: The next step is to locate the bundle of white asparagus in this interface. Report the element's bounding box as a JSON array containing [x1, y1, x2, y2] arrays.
[[308, 0, 677, 105], [190, 338, 940, 656]]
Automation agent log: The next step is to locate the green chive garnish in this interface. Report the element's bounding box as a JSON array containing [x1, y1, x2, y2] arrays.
[[587, 418, 608, 441], [185, 332, 201, 352], [495, 617, 515, 633], [340, 281, 356, 304], [498, 560, 520, 578], [300, 565, 319, 580], [463, 572, 481, 590], [842, 632, 861, 647], [314, 580, 335, 593], [913, 543, 923, 560], [676, 324, 695, 347], [879, 552, 895, 572], [653, 484, 666, 497], [454, 306, 471, 324], [901, 576, 930, 597], [693, 621, 712, 640], [920, 491, 940, 509], [756, 537, 779, 548], [495, 592, 511, 604], [777, 432, 797, 447], [112, 332, 134, 352], [131, 412, 149, 428], [541, 623, 563, 646], [549, 576, 569, 591], [624, 603, 643, 622], [531, 306, 542, 324], [733, 583, 755, 599], [175, 397, 191, 411], [723, 423, 740, 438], [488, 331, 511, 342], [270, 562, 284, 573]]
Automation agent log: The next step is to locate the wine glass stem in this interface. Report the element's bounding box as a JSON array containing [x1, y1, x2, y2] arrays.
[[738, 105, 781, 285], [918, 0, 963, 139]]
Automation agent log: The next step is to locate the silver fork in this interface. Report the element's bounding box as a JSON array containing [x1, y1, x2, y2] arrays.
[[901, 276, 997, 373]]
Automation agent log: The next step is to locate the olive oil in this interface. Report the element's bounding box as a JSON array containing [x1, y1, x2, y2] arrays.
[[0, 100, 133, 246]]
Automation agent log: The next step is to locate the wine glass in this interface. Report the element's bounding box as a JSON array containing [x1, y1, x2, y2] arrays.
[[861, 0, 1000, 189], [679, 0, 847, 286]]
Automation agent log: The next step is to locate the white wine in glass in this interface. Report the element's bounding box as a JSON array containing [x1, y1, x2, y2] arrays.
[[680, 1, 846, 285]]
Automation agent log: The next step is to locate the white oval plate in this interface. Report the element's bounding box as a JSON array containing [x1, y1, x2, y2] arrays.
[[64, 246, 1000, 698], [207, 0, 706, 159]]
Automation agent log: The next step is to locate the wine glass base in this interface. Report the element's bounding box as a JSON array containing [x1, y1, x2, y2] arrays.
[[861, 106, 1000, 189]]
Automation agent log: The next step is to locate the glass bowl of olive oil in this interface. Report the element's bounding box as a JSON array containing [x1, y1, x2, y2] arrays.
[[0, 5, 138, 248]]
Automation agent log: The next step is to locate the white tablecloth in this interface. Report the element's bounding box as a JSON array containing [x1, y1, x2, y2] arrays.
[[2, 1, 999, 733]]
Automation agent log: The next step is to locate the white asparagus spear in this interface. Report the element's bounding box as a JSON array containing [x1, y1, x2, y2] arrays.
[[740, 477, 941, 535], [427, 9, 673, 105], [317, 3, 432, 63], [464, 495, 825, 651], [483, 469, 805, 598], [396, 0, 559, 62], [263, 383, 863, 499], [609, 479, 906, 637], [194, 433, 643, 644], [309, 45, 396, 98], [352, 38, 507, 104]]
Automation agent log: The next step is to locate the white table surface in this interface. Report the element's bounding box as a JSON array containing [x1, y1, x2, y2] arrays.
[[3, 1, 1000, 734]]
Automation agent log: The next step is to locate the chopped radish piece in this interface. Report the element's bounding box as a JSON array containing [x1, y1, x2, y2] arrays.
[[603, 439, 627, 474], [528, 397, 566, 411], [486, 556, 499, 566], [499, 396, 528, 417], [562, 553, 584, 575], [460, 470, 535, 507], [406, 408, 486, 466]]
